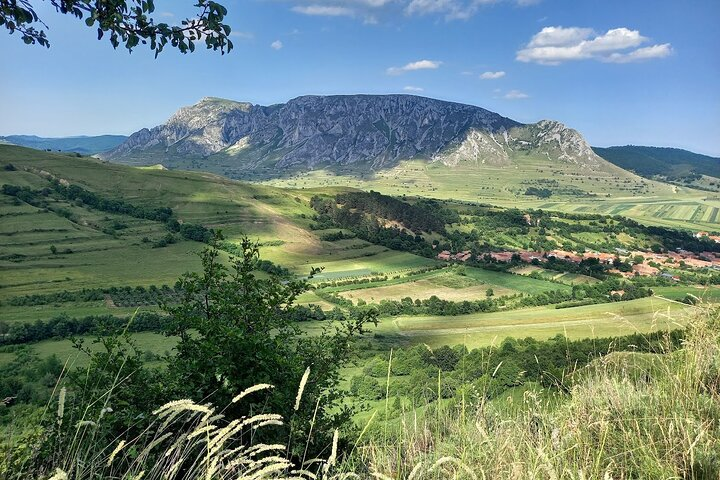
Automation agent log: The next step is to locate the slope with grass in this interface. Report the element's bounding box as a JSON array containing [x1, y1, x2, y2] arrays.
[[593, 145, 720, 182], [380, 296, 688, 348], [0, 145, 423, 299], [265, 158, 719, 232]]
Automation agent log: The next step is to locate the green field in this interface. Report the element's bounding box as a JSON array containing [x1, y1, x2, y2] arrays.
[[264, 159, 720, 232], [0, 296, 689, 368], [376, 296, 689, 348], [0, 144, 712, 368]]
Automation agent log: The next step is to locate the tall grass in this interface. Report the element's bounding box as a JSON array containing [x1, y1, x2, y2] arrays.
[[342, 305, 720, 479], [3, 306, 718, 479]]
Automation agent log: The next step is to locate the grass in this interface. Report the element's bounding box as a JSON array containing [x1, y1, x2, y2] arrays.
[[347, 306, 720, 479], [264, 158, 720, 232], [330, 268, 561, 303], [375, 296, 688, 348], [4, 306, 718, 479], [0, 302, 154, 325], [0, 331, 177, 368]]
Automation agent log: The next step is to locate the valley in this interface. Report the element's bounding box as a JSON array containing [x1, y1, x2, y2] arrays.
[[2, 115, 718, 479], [3, 0, 718, 475], [1, 144, 715, 366]]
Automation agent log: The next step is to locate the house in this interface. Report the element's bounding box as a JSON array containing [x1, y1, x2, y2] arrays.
[[437, 251, 451, 261], [609, 268, 634, 279], [696, 231, 709, 239], [632, 263, 659, 276], [585, 252, 615, 264], [489, 251, 515, 262], [455, 251, 473, 262], [548, 250, 582, 263], [710, 236, 720, 244], [609, 290, 625, 297], [520, 251, 545, 263]]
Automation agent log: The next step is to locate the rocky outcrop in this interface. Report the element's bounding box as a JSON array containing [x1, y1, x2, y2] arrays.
[[102, 94, 607, 173]]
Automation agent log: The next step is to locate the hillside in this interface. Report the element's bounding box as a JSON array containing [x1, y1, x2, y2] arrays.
[[1, 144, 701, 338], [0, 134, 128, 154], [593, 145, 720, 179], [0, 144, 431, 300], [97, 95, 720, 231]]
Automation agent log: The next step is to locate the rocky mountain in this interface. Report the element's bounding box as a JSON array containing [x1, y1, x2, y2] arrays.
[[101, 94, 610, 176]]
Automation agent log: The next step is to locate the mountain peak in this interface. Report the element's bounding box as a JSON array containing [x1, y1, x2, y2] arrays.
[[101, 93, 610, 175]]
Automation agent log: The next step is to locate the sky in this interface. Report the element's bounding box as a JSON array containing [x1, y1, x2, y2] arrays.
[[1, 0, 719, 156]]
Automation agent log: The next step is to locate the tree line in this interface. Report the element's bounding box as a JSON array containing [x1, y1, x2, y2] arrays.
[[351, 329, 685, 403], [1, 182, 213, 244]]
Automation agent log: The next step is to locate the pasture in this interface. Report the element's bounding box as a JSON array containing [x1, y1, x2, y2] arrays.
[[0, 296, 690, 368], [264, 158, 720, 232], [376, 296, 689, 348]]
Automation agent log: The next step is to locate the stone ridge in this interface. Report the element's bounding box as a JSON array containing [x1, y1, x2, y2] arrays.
[[102, 94, 604, 171]]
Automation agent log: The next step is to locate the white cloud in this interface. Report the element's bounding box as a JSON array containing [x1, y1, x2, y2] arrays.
[[284, 0, 539, 23], [604, 43, 672, 63], [527, 26, 593, 48], [230, 31, 254, 39], [517, 26, 672, 65], [387, 59, 442, 75], [504, 89, 529, 99], [403, 86, 424, 92], [292, 5, 355, 16], [404, 0, 498, 20], [271, 40, 283, 50], [480, 70, 505, 79]]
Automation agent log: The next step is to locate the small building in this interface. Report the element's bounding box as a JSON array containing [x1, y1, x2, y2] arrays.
[[632, 263, 659, 276]]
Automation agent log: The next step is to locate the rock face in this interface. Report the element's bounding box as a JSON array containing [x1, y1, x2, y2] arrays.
[[102, 94, 605, 172]]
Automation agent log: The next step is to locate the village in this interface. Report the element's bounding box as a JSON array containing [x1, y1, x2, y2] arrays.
[[437, 234, 720, 280]]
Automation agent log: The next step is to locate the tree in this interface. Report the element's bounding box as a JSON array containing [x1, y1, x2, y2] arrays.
[[1, 0, 232, 56], [49, 244, 57, 254], [162, 236, 378, 455], [486, 288, 494, 297]]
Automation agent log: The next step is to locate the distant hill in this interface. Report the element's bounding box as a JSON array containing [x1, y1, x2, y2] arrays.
[[593, 146, 720, 181], [0, 134, 128, 155]]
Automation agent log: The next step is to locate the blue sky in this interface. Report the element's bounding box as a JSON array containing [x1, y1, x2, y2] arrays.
[[1, 0, 719, 155]]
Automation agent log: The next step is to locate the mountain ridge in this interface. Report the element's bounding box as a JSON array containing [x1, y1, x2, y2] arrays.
[[100, 94, 610, 177], [1, 134, 128, 155]]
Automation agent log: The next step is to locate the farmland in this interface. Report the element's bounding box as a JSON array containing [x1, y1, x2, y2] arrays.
[[0, 144, 715, 369], [380, 296, 688, 348], [264, 158, 720, 232]]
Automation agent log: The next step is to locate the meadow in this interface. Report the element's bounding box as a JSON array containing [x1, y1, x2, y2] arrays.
[[2, 146, 719, 480], [264, 158, 720, 232], [0, 144, 711, 365]]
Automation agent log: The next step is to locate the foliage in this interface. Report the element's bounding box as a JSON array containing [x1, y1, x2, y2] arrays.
[[1, 0, 233, 56], [348, 307, 720, 479], [524, 186, 553, 198], [310, 194, 436, 258], [0, 312, 168, 345], [162, 237, 377, 454]]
